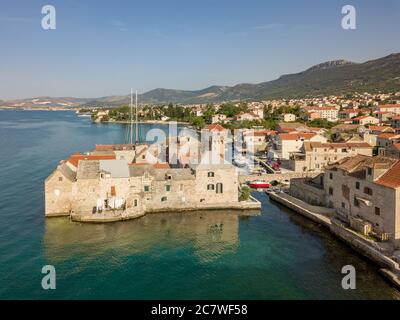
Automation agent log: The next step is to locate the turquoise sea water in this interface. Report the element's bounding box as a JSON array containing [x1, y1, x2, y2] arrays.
[[0, 110, 399, 300]]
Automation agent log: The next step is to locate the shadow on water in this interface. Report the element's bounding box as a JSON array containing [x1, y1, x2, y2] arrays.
[[44, 211, 241, 264]]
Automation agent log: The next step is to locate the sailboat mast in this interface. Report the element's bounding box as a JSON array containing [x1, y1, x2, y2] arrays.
[[135, 90, 139, 144], [130, 88, 133, 145]]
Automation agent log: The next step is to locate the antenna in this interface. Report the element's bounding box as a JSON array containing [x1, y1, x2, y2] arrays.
[[130, 88, 133, 145], [135, 90, 139, 144]]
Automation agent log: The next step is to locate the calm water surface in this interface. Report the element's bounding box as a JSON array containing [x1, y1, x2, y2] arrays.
[[0, 110, 399, 299]]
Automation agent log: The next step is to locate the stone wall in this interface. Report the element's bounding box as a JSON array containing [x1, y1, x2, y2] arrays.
[[44, 169, 73, 216], [289, 178, 326, 207]]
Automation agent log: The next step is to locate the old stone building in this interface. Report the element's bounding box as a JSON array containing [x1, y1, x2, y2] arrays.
[[290, 155, 400, 248], [289, 142, 373, 172], [44, 144, 249, 221]]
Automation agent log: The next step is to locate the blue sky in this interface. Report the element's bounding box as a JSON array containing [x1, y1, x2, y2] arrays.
[[1, 0, 400, 99]]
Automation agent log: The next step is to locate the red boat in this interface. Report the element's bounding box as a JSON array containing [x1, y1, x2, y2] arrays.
[[248, 180, 271, 189]]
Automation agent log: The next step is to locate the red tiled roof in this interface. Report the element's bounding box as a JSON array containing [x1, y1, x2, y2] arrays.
[[353, 116, 373, 121], [67, 154, 116, 168], [206, 124, 225, 132], [279, 133, 316, 141], [378, 133, 400, 140], [368, 126, 394, 132], [379, 104, 400, 109], [153, 162, 170, 169], [376, 160, 400, 189]]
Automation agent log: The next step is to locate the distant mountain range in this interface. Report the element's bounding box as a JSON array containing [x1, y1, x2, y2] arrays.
[[2, 53, 400, 108]]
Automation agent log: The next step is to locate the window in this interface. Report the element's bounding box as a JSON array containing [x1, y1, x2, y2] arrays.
[[329, 187, 333, 196], [58, 177, 63, 182], [375, 207, 380, 216], [341, 202, 346, 209], [367, 168, 372, 175], [364, 187, 373, 196], [207, 184, 215, 191], [161, 196, 167, 202], [329, 173, 333, 180], [356, 182, 360, 190], [165, 185, 171, 192], [144, 185, 149, 192], [354, 197, 360, 207], [208, 172, 215, 178], [134, 199, 138, 207], [216, 183, 223, 194]]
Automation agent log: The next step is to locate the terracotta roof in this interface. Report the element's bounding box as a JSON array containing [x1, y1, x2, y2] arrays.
[[377, 133, 400, 140], [153, 162, 171, 169], [368, 126, 394, 132], [353, 115, 373, 121], [206, 124, 225, 132], [279, 133, 316, 141], [68, 154, 116, 168], [379, 104, 400, 109], [376, 160, 400, 189], [327, 155, 396, 176]]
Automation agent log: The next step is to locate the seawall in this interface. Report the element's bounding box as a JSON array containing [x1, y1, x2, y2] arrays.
[[269, 191, 400, 289]]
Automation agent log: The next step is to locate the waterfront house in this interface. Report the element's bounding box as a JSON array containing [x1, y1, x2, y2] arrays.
[[44, 144, 255, 221], [290, 155, 400, 248], [268, 133, 327, 160], [289, 142, 372, 172]]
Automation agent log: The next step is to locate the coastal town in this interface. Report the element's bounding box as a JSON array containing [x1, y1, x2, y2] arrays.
[[43, 89, 400, 289]]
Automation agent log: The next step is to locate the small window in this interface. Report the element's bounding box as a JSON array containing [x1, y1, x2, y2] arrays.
[[58, 177, 63, 182], [375, 207, 380, 216], [216, 183, 223, 194], [329, 173, 333, 180], [165, 185, 171, 192], [341, 202, 345, 209], [207, 184, 215, 191], [356, 182, 360, 190], [354, 197, 360, 207], [329, 187, 333, 196], [161, 196, 167, 202], [364, 187, 373, 196], [367, 168, 372, 175], [144, 185, 150, 192], [134, 199, 138, 207], [208, 172, 215, 178]]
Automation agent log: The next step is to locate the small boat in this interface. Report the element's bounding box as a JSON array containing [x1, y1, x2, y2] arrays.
[[248, 180, 271, 189]]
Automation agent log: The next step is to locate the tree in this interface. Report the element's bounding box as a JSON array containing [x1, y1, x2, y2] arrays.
[[190, 116, 205, 129]]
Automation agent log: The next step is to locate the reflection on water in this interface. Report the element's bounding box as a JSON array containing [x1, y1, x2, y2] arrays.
[[44, 211, 242, 264]]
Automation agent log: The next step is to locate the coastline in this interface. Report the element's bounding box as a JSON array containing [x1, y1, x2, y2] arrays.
[[269, 191, 400, 290], [49, 198, 262, 223], [99, 119, 191, 125]]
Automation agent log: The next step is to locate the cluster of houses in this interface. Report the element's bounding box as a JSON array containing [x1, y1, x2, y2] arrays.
[[44, 124, 264, 221]]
